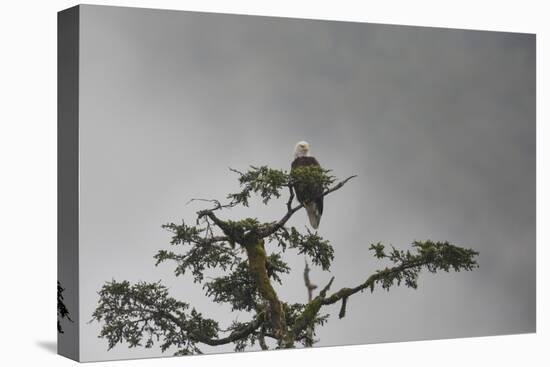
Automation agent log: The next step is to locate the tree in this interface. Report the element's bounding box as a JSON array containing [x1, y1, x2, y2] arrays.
[[91, 165, 479, 355], [58, 281, 72, 333]]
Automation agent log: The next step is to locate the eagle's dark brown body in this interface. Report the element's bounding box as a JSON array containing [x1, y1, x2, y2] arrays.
[[291, 156, 324, 228]]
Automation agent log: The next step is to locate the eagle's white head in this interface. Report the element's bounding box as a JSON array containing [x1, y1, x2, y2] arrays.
[[294, 141, 310, 159]]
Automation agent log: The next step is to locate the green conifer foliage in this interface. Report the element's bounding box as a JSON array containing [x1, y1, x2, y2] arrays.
[[92, 166, 478, 354]]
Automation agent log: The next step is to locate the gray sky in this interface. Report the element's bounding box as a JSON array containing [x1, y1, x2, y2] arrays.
[[77, 5, 535, 362]]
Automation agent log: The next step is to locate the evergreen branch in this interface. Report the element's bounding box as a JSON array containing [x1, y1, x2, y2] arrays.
[[57, 281, 73, 334], [289, 241, 478, 337], [322, 241, 479, 306], [259, 175, 357, 238], [155, 221, 239, 283], [270, 227, 334, 270], [91, 280, 265, 353], [227, 166, 289, 207]]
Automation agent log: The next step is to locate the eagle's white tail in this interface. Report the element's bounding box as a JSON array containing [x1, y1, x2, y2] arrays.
[[304, 202, 321, 229]]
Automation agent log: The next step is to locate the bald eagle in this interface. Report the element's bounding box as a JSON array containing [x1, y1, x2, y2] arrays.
[[291, 141, 323, 229]]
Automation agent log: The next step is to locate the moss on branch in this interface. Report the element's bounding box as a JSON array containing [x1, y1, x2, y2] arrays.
[[244, 239, 287, 345]]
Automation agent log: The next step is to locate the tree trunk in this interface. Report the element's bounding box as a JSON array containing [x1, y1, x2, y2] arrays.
[[244, 239, 288, 346]]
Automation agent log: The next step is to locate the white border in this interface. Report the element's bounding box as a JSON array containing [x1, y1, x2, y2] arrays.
[[0, 1, 546, 366]]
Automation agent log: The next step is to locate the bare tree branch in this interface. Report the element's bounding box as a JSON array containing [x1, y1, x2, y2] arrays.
[[286, 185, 294, 212], [303, 260, 317, 302], [303, 260, 317, 347]]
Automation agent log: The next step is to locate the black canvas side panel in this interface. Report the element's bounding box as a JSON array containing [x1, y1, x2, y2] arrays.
[[57, 5, 79, 361]]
